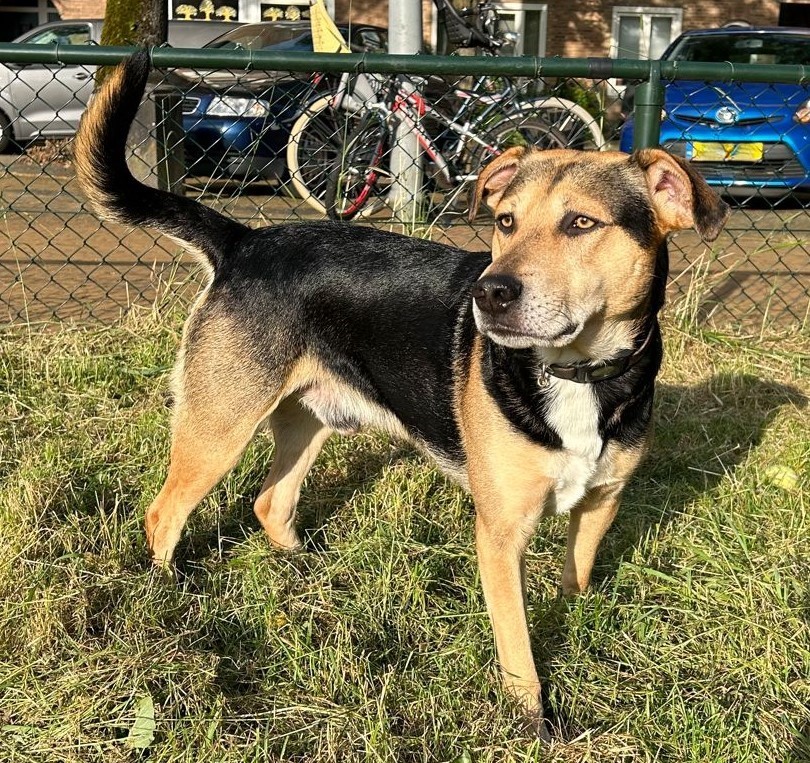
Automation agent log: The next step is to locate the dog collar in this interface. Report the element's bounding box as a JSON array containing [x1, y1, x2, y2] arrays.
[[538, 324, 656, 385]]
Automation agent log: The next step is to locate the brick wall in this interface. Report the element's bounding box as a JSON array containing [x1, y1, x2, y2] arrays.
[[545, 0, 782, 58], [334, 0, 435, 46], [52, 0, 106, 19]]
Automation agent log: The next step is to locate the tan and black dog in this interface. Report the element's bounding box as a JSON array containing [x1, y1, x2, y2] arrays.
[[74, 51, 728, 737]]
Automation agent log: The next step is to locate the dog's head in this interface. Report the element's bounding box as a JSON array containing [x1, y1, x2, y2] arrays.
[[469, 147, 729, 363]]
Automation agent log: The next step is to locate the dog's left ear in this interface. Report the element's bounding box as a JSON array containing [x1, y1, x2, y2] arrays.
[[632, 148, 730, 241], [469, 146, 527, 221]]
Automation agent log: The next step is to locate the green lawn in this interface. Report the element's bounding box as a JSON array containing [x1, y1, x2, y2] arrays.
[[1, 301, 808, 762]]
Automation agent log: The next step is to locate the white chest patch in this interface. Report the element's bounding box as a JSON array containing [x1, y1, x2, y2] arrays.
[[544, 377, 604, 515]]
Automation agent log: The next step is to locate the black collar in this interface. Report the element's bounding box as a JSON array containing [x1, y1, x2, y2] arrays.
[[539, 323, 657, 385]]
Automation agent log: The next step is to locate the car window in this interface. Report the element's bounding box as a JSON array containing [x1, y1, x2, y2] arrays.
[[261, 33, 314, 51], [205, 25, 306, 50], [23, 24, 93, 46], [666, 33, 810, 66]]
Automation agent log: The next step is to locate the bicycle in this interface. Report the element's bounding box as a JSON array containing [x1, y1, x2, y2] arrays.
[[286, 69, 384, 215], [324, 73, 570, 220], [288, 0, 605, 216]]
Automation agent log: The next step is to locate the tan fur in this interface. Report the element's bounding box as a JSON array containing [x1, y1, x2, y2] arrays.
[[560, 443, 646, 594], [472, 149, 669, 366], [73, 64, 127, 219]]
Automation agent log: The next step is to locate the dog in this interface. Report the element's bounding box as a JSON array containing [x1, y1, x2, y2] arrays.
[[74, 50, 729, 738]]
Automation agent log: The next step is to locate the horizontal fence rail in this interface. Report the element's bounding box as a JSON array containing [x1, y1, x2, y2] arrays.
[[0, 44, 808, 328], [3, 44, 810, 83]]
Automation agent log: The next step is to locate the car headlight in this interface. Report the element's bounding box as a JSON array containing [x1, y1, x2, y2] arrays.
[[205, 95, 271, 118], [794, 99, 810, 124]]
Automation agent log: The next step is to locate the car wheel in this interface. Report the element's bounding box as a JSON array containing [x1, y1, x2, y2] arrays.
[[0, 111, 13, 153]]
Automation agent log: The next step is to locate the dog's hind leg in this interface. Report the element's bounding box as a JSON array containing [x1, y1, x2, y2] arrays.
[[253, 396, 332, 551], [145, 325, 288, 564], [145, 394, 277, 565]]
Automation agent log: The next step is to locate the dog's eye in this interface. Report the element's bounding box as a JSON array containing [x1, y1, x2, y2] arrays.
[[563, 212, 602, 236], [571, 215, 596, 230], [496, 213, 514, 233]]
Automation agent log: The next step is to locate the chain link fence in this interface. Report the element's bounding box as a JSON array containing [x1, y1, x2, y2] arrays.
[[0, 44, 808, 329]]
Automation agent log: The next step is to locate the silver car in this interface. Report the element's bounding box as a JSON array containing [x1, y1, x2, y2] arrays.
[[0, 18, 240, 152]]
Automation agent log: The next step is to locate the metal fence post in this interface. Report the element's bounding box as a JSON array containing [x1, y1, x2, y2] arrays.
[[388, 0, 424, 224], [129, 80, 186, 195], [633, 61, 664, 150]]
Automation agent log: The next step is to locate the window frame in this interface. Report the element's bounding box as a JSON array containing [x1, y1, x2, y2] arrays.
[[610, 5, 683, 60]]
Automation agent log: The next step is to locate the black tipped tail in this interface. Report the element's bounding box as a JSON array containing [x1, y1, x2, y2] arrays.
[[74, 50, 248, 274]]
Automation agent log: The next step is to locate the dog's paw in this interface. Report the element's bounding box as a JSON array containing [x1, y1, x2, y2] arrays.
[[266, 532, 304, 553], [149, 556, 175, 577], [522, 710, 553, 743]]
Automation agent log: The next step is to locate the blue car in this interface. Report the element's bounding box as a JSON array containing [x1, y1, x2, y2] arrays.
[[174, 21, 387, 181], [620, 27, 810, 201]]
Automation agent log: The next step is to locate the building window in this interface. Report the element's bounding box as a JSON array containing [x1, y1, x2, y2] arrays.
[[780, 2, 810, 27], [611, 6, 682, 60], [491, 3, 547, 57], [0, 0, 59, 42]]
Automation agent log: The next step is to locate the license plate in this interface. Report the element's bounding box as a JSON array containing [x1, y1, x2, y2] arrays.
[[688, 141, 764, 162]]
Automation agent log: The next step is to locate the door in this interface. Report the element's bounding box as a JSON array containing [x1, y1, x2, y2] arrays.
[[5, 22, 97, 139]]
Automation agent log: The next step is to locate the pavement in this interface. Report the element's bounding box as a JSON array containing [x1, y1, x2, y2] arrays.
[[1, 156, 808, 327]]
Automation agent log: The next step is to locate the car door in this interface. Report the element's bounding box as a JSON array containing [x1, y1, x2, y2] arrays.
[[5, 22, 98, 139]]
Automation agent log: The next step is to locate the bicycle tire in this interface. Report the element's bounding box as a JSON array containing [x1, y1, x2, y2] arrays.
[[466, 114, 568, 175], [286, 96, 365, 215], [517, 97, 606, 151], [324, 112, 390, 221]]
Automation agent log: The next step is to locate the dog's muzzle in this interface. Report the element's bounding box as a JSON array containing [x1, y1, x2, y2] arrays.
[[472, 275, 523, 315]]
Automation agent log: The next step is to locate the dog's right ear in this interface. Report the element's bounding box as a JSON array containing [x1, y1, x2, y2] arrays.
[[469, 146, 526, 221]]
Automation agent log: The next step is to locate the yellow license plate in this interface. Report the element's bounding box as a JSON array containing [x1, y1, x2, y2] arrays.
[[689, 141, 764, 162]]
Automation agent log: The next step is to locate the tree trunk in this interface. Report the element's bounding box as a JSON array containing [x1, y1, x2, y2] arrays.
[[97, 0, 167, 87], [100, 0, 167, 47], [97, 0, 183, 195]]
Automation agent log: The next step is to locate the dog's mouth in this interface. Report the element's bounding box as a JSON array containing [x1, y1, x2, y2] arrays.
[[482, 320, 582, 349]]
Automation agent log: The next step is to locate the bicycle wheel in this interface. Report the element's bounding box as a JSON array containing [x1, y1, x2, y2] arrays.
[[325, 113, 390, 221], [287, 96, 364, 215], [519, 97, 606, 151], [467, 114, 567, 175]]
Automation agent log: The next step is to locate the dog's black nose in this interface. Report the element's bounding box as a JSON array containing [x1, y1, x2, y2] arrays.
[[472, 275, 523, 315]]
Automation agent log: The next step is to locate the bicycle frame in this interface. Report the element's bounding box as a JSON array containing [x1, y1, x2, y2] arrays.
[[375, 73, 521, 188]]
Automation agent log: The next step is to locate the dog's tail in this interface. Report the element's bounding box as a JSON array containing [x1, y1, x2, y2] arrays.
[[74, 50, 247, 274]]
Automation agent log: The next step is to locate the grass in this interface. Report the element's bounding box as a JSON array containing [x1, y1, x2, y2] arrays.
[[0, 297, 808, 763]]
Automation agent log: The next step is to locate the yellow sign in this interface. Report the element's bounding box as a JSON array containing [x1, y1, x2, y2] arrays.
[[310, 0, 350, 53]]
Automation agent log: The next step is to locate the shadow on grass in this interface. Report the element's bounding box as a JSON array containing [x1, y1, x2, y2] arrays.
[[166, 372, 806, 728], [602, 372, 806, 579], [172, 438, 414, 568], [791, 727, 810, 763], [534, 372, 807, 739]]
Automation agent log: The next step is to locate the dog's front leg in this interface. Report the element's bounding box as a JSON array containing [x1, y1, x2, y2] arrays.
[[560, 482, 623, 595], [461, 357, 554, 736], [475, 493, 550, 737], [561, 446, 646, 594]]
